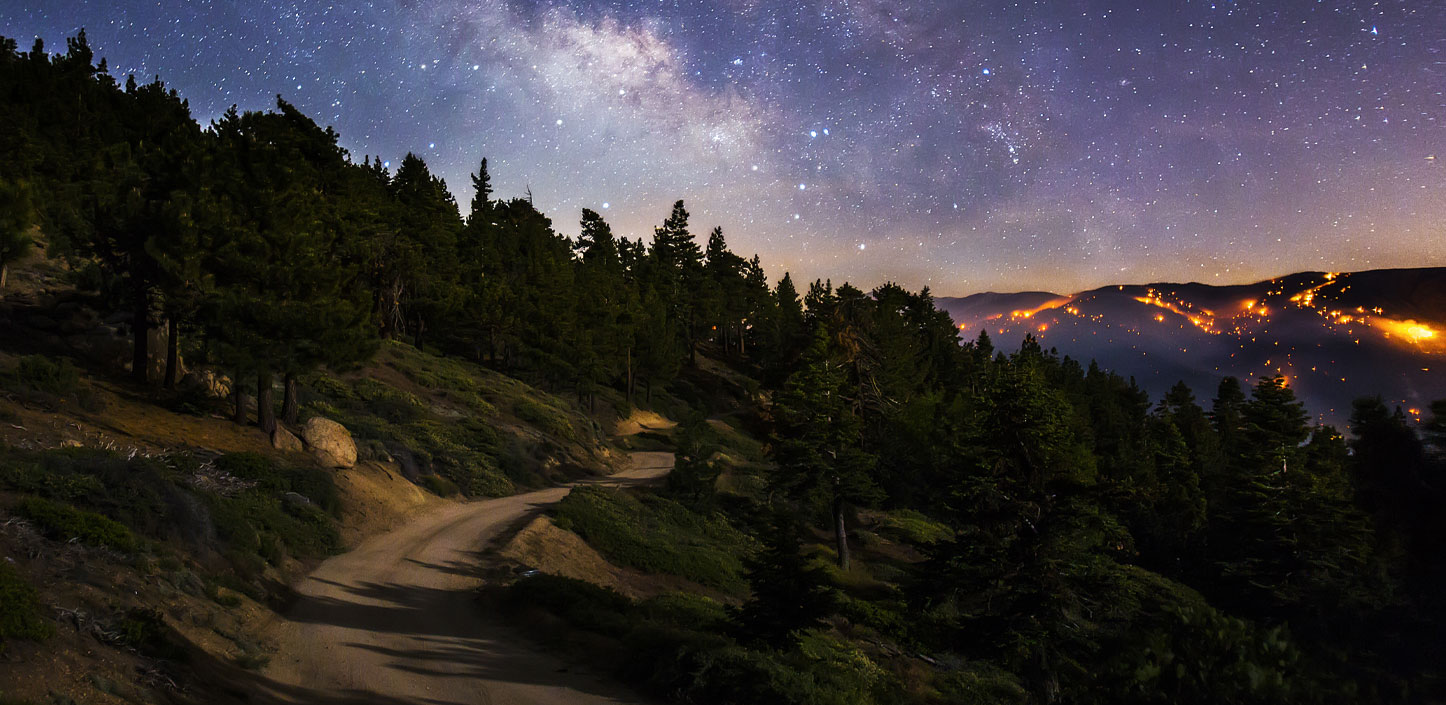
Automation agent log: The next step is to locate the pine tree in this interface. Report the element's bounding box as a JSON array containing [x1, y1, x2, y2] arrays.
[[770, 327, 880, 568], [761, 271, 806, 383], [207, 99, 376, 431], [648, 200, 703, 365], [0, 178, 34, 289], [390, 153, 463, 350], [469, 157, 493, 222], [573, 208, 629, 408], [731, 512, 835, 647]]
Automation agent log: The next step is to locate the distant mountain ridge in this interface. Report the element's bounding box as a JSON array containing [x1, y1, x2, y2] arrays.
[[937, 267, 1446, 426]]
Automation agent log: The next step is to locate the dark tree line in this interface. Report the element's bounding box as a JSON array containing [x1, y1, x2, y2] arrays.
[[0, 33, 801, 424], [744, 277, 1446, 701]]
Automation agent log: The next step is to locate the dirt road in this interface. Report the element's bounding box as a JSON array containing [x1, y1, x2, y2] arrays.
[[254, 451, 673, 705]]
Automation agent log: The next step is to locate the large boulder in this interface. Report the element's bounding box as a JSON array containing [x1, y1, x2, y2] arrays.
[[302, 417, 357, 469]]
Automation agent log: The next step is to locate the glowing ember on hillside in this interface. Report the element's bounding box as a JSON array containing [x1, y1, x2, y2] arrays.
[[1372, 318, 1440, 349], [1133, 290, 1219, 334], [1008, 297, 1072, 320]]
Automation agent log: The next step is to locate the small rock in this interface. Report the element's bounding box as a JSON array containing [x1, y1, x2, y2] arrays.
[[301, 416, 357, 469], [271, 427, 304, 452]]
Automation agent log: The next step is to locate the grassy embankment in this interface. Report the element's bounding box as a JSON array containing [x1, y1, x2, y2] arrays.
[[0, 280, 622, 704]]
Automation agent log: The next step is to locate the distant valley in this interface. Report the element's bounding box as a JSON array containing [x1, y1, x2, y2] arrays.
[[938, 267, 1446, 426]]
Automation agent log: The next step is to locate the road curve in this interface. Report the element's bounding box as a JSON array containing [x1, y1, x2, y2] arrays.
[[254, 451, 673, 705]]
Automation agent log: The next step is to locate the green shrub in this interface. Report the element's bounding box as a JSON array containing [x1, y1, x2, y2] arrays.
[[878, 509, 953, 545], [418, 474, 458, 496], [205, 490, 341, 568], [513, 399, 576, 442], [0, 561, 52, 644], [935, 661, 1029, 705], [837, 595, 911, 643], [14, 355, 79, 396], [303, 374, 355, 402], [554, 486, 752, 593], [111, 608, 187, 661], [507, 574, 634, 634], [638, 591, 728, 629], [213, 452, 339, 513], [17, 496, 139, 552]]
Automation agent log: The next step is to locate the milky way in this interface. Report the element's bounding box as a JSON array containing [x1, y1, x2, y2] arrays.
[[3, 1, 1444, 294]]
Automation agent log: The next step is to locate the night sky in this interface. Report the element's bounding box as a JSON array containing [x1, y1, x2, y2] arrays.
[[3, 1, 1444, 295]]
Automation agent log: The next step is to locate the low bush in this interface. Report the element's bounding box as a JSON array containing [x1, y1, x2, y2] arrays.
[[205, 489, 341, 568], [878, 509, 952, 546], [2, 356, 102, 411], [213, 452, 339, 513], [110, 607, 187, 661], [507, 575, 901, 705], [14, 355, 79, 397], [554, 486, 752, 593], [0, 561, 52, 645], [17, 496, 139, 552], [512, 398, 577, 443], [418, 474, 459, 497], [0, 447, 342, 582], [507, 574, 634, 635]]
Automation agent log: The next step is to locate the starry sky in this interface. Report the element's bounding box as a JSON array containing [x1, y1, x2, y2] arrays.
[[3, 0, 1445, 295]]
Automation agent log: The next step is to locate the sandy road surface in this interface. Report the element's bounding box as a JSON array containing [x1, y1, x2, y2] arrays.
[[253, 451, 673, 705]]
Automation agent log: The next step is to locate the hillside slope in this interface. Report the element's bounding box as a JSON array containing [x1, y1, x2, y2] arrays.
[[938, 267, 1446, 424], [0, 265, 628, 704]]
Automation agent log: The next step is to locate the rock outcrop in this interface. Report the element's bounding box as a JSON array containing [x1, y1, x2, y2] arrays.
[[301, 417, 357, 469], [271, 427, 304, 453]]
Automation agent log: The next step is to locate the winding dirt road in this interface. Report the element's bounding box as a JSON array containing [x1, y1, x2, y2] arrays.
[[253, 451, 673, 705]]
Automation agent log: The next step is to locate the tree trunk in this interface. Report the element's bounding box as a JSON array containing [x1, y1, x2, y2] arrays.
[[834, 495, 851, 570], [282, 371, 299, 425], [132, 286, 151, 384], [257, 368, 276, 435], [625, 346, 634, 406], [231, 370, 247, 425], [645, 378, 652, 405], [0, 262, 8, 290], [163, 315, 179, 389], [376, 288, 391, 339]]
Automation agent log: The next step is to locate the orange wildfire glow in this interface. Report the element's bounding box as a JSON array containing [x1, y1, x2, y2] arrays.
[[1372, 318, 1441, 349], [1008, 297, 1072, 320], [1134, 290, 1219, 334]]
